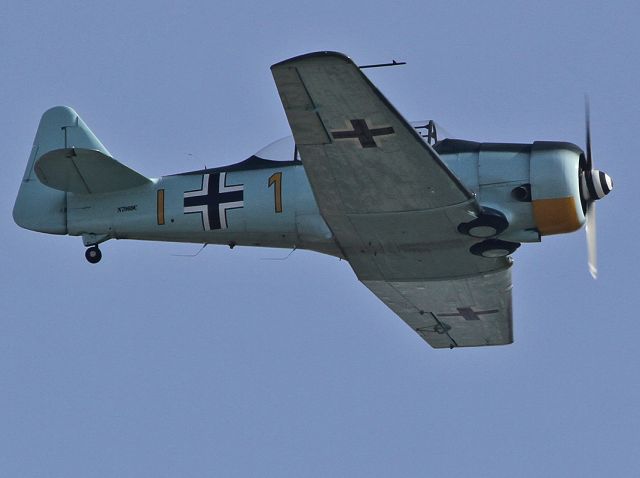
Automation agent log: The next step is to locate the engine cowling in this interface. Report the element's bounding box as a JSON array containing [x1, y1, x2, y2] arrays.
[[436, 138, 612, 244], [530, 142, 586, 236]]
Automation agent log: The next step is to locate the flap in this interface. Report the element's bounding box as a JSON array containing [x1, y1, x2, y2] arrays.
[[35, 148, 150, 194]]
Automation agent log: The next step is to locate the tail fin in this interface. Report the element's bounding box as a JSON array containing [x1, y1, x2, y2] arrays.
[[13, 106, 113, 234]]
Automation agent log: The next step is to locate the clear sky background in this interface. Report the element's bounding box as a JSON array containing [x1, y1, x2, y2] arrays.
[[2, 1, 638, 476]]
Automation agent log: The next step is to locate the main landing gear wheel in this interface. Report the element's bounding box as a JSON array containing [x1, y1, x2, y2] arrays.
[[470, 239, 520, 258], [458, 208, 508, 238], [85, 246, 102, 264]]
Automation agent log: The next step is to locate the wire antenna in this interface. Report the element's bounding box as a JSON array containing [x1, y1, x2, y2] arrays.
[[261, 246, 297, 261], [171, 243, 208, 257]]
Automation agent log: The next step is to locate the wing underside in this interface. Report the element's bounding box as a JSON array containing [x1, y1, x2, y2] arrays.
[[272, 52, 513, 348], [364, 268, 512, 348]]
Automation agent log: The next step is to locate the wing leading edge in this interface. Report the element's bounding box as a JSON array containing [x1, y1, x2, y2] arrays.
[[271, 51, 513, 348]]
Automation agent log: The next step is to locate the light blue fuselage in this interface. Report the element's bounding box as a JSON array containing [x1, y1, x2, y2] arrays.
[[68, 158, 340, 256], [64, 135, 584, 255]]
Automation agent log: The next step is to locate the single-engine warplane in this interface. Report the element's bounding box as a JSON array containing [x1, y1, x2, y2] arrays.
[[14, 52, 613, 348]]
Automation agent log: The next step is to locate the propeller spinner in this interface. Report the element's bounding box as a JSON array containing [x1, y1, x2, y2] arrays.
[[579, 100, 613, 278]]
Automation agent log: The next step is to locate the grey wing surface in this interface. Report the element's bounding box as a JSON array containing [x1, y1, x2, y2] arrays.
[[272, 51, 513, 348]]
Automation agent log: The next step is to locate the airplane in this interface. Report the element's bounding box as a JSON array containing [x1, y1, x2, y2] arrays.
[[13, 51, 613, 349]]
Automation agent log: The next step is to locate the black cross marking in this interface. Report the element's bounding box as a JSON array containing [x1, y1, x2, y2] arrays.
[[331, 119, 394, 148], [437, 307, 499, 321], [183, 172, 244, 230]]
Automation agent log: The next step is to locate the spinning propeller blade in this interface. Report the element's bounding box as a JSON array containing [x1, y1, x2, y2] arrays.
[[586, 202, 597, 279], [585, 97, 593, 170], [580, 98, 612, 279], [585, 98, 596, 278]]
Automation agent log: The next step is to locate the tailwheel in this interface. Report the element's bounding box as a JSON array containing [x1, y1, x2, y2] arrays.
[[85, 245, 102, 264]]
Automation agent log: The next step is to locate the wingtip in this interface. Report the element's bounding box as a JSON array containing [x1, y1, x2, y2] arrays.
[[270, 51, 353, 70]]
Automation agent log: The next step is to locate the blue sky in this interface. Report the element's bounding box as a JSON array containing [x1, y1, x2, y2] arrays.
[[2, 1, 638, 476]]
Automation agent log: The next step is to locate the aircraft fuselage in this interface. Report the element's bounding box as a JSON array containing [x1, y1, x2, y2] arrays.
[[67, 157, 341, 257]]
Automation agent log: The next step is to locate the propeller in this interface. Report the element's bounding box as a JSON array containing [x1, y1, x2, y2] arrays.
[[580, 98, 613, 279]]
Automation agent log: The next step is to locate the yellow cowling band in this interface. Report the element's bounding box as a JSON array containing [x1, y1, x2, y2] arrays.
[[532, 197, 582, 235]]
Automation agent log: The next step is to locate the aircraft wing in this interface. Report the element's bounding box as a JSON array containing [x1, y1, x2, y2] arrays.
[[271, 52, 513, 348]]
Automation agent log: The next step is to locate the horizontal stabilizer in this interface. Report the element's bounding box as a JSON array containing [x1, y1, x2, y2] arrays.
[[35, 148, 150, 194]]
